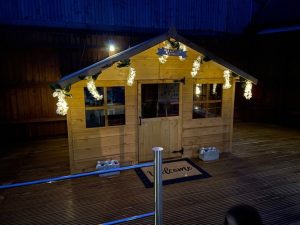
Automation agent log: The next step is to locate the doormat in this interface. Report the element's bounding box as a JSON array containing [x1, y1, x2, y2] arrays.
[[135, 158, 211, 188]]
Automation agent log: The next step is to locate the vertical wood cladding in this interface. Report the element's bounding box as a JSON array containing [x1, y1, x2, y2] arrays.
[[0, 28, 128, 141]]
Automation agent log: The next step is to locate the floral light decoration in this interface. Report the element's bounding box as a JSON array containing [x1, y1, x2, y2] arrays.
[[53, 89, 70, 116], [127, 67, 136, 86], [86, 76, 103, 100], [223, 69, 232, 89], [212, 83, 217, 95], [191, 56, 202, 77], [244, 80, 253, 100]]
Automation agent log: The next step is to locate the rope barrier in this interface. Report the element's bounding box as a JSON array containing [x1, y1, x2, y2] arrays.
[[0, 162, 154, 189], [100, 212, 155, 225]]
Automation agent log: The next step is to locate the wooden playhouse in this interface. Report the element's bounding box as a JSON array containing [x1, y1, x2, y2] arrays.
[[52, 30, 257, 173]]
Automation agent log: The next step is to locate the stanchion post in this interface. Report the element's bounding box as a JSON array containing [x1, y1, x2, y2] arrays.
[[153, 146, 163, 225]]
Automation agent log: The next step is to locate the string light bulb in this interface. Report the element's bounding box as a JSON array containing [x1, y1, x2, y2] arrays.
[[191, 56, 202, 77], [53, 90, 69, 116], [127, 67, 136, 86], [195, 84, 202, 97], [223, 70, 232, 89], [86, 77, 103, 100], [212, 84, 217, 95], [244, 80, 253, 100]]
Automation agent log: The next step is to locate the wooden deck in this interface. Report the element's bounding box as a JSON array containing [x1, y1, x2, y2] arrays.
[[0, 123, 300, 225]]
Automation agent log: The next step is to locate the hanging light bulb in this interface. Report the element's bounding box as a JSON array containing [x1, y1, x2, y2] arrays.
[[86, 77, 103, 100], [223, 70, 231, 89], [127, 67, 136, 86], [244, 80, 253, 99]]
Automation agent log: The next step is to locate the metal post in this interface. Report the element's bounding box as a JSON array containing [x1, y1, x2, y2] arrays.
[[153, 147, 163, 225]]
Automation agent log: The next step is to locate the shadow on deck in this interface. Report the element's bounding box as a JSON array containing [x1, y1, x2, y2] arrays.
[[0, 123, 300, 225]]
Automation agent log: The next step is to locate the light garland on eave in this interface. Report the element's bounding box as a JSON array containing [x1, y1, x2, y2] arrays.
[[191, 56, 202, 77], [53, 89, 69, 116], [127, 67, 136, 86], [86, 76, 103, 100], [223, 69, 232, 89], [244, 80, 253, 100]]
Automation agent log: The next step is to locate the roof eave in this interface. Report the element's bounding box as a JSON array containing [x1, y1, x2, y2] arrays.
[[55, 29, 258, 89]]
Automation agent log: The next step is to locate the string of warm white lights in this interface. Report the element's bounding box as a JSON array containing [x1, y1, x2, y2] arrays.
[[212, 83, 217, 95], [127, 67, 136, 86], [86, 77, 103, 100], [191, 56, 202, 77], [53, 90, 69, 116], [223, 70, 232, 89], [244, 80, 253, 99], [195, 84, 202, 97]]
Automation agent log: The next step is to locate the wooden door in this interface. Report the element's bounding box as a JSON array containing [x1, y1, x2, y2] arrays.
[[138, 81, 182, 162]]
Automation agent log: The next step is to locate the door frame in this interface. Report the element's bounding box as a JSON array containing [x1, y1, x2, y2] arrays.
[[137, 79, 183, 162]]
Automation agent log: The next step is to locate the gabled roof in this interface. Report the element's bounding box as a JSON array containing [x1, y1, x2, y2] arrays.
[[56, 29, 257, 88]]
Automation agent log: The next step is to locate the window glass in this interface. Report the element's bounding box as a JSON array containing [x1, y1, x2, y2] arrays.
[[86, 109, 105, 128], [85, 86, 125, 128], [193, 84, 222, 119], [84, 87, 104, 106], [107, 87, 125, 105], [142, 83, 179, 118], [107, 107, 125, 126]]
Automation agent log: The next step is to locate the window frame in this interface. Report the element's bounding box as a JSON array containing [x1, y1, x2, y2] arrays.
[[192, 83, 223, 119], [84, 86, 126, 128]]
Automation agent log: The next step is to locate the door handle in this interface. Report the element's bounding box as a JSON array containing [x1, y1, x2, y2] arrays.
[[139, 116, 142, 126]]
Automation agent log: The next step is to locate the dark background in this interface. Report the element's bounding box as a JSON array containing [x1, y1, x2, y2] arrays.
[[0, 0, 299, 143]]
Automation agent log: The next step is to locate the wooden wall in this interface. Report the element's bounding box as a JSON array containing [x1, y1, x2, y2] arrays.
[[67, 43, 236, 173], [0, 27, 128, 144], [0, 48, 67, 142]]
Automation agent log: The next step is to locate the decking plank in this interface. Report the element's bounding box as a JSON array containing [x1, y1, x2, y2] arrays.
[[0, 123, 300, 225]]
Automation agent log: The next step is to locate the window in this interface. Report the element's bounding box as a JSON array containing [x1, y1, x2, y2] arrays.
[[142, 83, 179, 118], [85, 87, 125, 128], [193, 84, 222, 119]]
